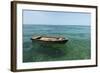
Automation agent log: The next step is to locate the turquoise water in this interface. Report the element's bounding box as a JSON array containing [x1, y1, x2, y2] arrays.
[[23, 25, 91, 62]]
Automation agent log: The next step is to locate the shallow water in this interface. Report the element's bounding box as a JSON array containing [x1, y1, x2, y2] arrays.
[[23, 25, 91, 62]]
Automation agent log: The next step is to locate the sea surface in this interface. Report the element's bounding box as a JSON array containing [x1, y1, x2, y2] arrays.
[[23, 25, 91, 62]]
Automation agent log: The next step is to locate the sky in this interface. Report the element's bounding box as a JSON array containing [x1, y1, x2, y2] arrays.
[[23, 10, 91, 25]]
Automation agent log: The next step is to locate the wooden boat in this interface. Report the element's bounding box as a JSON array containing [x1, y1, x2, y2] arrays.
[[31, 36, 68, 44]]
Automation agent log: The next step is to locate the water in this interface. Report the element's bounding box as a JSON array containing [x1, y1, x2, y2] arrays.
[[23, 25, 91, 62]]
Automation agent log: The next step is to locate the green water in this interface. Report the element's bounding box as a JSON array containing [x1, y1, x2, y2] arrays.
[[23, 25, 91, 62]]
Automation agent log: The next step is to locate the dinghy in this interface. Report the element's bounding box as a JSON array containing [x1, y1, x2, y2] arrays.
[[31, 36, 68, 44]]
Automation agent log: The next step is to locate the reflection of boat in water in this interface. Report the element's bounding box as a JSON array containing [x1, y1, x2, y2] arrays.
[[31, 36, 68, 44]]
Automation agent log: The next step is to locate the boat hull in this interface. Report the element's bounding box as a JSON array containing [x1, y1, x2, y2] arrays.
[[31, 36, 68, 44], [31, 39, 68, 44]]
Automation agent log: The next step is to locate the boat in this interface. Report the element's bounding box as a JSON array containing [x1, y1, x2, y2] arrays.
[[31, 36, 68, 44]]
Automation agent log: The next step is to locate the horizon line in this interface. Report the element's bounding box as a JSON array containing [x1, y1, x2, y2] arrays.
[[23, 24, 90, 26]]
